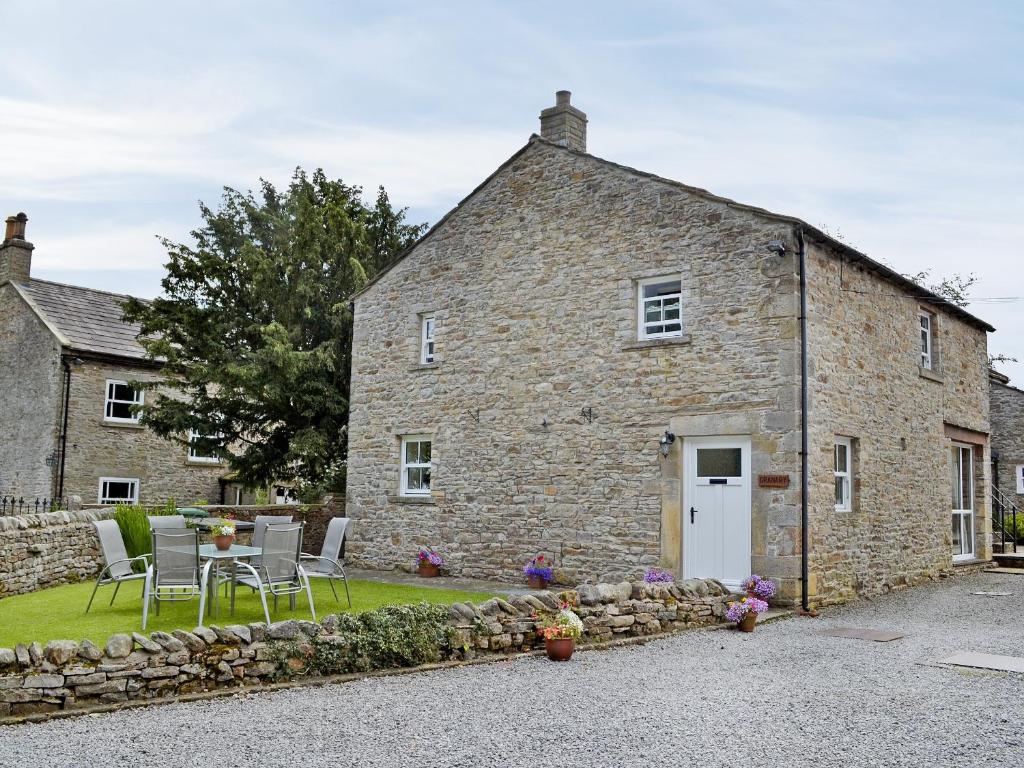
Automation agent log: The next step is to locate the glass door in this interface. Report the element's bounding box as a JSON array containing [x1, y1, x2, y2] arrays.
[[951, 443, 975, 561]]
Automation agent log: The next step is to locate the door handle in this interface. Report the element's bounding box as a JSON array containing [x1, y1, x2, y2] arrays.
[[690, 507, 697, 524]]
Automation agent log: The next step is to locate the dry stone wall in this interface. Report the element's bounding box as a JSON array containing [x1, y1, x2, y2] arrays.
[[0, 577, 731, 721]]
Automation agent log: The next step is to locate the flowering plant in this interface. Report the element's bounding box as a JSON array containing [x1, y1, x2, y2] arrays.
[[523, 554, 553, 581], [417, 549, 443, 567], [538, 603, 584, 640], [741, 574, 777, 600], [210, 517, 236, 538], [644, 567, 674, 583], [725, 596, 769, 623]]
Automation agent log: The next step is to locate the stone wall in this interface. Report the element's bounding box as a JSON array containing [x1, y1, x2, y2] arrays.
[[0, 283, 63, 498], [0, 577, 731, 721], [804, 240, 991, 604], [61, 359, 224, 506], [191, 496, 346, 554], [0, 508, 115, 599], [990, 376, 1024, 525]]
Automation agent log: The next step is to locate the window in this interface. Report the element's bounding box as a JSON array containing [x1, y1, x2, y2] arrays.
[[919, 312, 934, 370], [696, 448, 742, 478], [188, 430, 221, 464], [400, 435, 432, 496], [420, 316, 435, 364], [834, 437, 853, 511], [951, 443, 975, 560], [638, 276, 682, 339], [98, 477, 139, 505], [104, 380, 143, 423]]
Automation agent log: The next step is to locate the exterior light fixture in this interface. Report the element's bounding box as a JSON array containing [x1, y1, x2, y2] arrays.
[[768, 240, 787, 255], [659, 431, 676, 457]]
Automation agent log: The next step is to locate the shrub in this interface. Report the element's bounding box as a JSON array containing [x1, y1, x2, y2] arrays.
[[114, 500, 176, 568]]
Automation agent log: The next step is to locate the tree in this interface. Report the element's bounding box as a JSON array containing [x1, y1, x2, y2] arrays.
[[123, 168, 425, 496]]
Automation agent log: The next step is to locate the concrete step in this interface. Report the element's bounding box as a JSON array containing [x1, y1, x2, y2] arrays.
[[992, 551, 1024, 569]]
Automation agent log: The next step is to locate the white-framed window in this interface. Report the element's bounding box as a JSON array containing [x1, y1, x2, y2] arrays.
[[919, 311, 934, 370], [1016, 465, 1024, 495], [104, 380, 143, 423], [98, 477, 139, 505], [951, 443, 975, 561], [420, 316, 435, 364], [400, 435, 432, 496], [188, 430, 221, 464], [834, 437, 853, 512], [638, 276, 682, 340]]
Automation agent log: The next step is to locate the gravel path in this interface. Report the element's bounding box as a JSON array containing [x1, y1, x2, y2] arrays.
[[3, 572, 1022, 767]]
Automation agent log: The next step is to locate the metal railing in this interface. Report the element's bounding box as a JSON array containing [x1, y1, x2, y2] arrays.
[[0, 496, 68, 516], [992, 485, 1019, 554]]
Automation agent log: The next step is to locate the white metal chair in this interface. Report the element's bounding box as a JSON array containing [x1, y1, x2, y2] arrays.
[[86, 519, 150, 613], [301, 517, 352, 607], [229, 523, 315, 625], [142, 529, 212, 629]]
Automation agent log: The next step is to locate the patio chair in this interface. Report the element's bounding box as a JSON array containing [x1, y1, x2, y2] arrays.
[[229, 522, 315, 625], [148, 514, 186, 530], [250, 514, 293, 567], [142, 529, 213, 629], [86, 519, 150, 613], [301, 517, 352, 607]]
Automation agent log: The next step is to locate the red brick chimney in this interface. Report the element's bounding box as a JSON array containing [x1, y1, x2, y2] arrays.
[[1, 212, 33, 285]]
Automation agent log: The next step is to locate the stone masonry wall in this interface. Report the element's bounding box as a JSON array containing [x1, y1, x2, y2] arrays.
[[0, 283, 63, 498], [804, 240, 991, 605], [347, 137, 801, 591], [0, 577, 731, 720], [0, 508, 115, 599], [61, 359, 223, 506], [990, 378, 1024, 520]]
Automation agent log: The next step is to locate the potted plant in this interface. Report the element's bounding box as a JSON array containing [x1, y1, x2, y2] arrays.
[[211, 517, 236, 551], [644, 566, 674, 583], [725, 596, 769, 632], [538, 603, 584, 661], [742, 574, 777, 601], [523, 554, 553, 589], [416, 549, 443, 577]]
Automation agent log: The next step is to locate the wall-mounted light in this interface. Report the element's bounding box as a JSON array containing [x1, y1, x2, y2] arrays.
[[659, 430, 676, 458], [768, 240, 787, 255]]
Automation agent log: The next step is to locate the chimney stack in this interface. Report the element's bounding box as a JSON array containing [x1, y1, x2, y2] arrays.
[[539, 90, 587, 153], [1, 213, 33, 285]]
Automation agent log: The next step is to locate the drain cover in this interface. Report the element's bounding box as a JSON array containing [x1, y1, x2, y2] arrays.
[[970, 591, 1012, 597], [817, 627, 905, 642], [939, 652, 1024, 673]]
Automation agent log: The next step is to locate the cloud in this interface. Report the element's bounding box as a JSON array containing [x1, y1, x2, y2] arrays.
[[31, 222, 174, 272]]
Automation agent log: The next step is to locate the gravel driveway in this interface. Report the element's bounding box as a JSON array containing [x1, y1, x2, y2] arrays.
[[2, 572, 1022, 767]]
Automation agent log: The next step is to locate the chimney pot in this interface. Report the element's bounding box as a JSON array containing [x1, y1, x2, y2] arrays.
[[4, 212, 27, 241], [539, 90, 587, 153], [556, 90, 571, 107]]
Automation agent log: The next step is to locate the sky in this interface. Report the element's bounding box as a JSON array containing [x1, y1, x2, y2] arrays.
[[2, 1, 1022, 381]]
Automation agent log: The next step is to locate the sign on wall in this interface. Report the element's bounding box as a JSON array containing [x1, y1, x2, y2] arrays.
[[1017, 465, 1024, 495]]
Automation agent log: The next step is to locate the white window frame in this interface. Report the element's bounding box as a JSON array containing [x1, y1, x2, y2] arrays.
[[637, 275, 683, 340], [187, 429, 222, 464], [420, 316, 435, 364], [98, 477, 139, 505], [951, 442, 975, 562], [834, 437, 853, 512], [1017, 465, 1024, 495], [400, 435, 432, 497], [104, 379, 143, 424], [919, 311, 934, 370]]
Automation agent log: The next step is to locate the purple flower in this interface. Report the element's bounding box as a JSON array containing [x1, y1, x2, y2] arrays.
[[725, 601, 750, 622], [644, 567, 674, 583], [741, 574, 777, 600], [418, 549, 443, 566], [523, 554, 553, 580]]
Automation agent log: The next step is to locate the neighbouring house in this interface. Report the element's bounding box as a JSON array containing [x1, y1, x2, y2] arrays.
[[345, 91, 993, 606], [989, 368, 1024, 548], [0, 213, 225, 506]]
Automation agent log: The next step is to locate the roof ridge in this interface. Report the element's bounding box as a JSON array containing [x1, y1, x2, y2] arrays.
[[28, 276, 141, 302]]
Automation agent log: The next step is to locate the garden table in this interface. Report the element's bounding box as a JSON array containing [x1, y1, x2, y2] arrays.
[[198, 543, 261, 619]]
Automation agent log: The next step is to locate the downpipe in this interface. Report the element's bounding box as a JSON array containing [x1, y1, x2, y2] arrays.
[[797, 228, 811, 613]]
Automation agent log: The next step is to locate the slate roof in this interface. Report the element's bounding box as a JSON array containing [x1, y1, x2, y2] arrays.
[[12, 278, 151, 361]]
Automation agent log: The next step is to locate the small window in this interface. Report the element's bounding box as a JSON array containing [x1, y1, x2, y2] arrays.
[[696, 448, 742, 478], [638, 276, 682, 340], [400, 435, 432, 496], [834, 437, 853, 511], [188, 430, 221, 464], [98, 477, 139, 505], [420, 316, 435, 364], [919, 312, 934, 370], [104, 380, 143, 423]]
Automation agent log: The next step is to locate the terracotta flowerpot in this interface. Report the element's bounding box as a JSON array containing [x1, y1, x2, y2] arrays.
[[545, 637, 575, 661], [527, 574, 549, 590], [738, 612, 757, 633], [418, 562, 440, 578], [214, 534, 235, 551]]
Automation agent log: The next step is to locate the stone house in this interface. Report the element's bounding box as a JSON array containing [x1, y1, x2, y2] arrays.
[[989, 368, 1024, 544], [346, 92, 993, 607], [0, 214, 224, 506]]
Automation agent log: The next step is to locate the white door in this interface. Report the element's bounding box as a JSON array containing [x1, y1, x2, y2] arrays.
[[951, 443, 975, 561], [683, 436, 752, 588]]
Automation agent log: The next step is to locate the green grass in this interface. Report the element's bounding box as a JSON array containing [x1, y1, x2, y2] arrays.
[[0, 579, 493, 648]]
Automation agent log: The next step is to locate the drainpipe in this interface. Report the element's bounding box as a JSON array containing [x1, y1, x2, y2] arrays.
[[797, 228, 811, 613], [56, 356, 75, 499]]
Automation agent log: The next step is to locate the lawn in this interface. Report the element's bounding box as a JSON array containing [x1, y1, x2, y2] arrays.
[[0, 579, 493, 648]]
